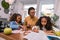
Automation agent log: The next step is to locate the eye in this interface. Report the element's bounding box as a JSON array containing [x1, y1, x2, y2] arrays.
[[41, 21, 47, 23], [31, 12, 35, 13], [18, 18, 21, 19], [44, 21, 46, 23]]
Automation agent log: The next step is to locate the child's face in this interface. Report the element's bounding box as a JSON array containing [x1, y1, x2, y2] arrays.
[[41, 18, 47, 26], [16, 16, 22, 23]]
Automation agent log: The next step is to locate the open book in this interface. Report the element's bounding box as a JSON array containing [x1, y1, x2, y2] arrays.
[[24, 30, 49, 40]]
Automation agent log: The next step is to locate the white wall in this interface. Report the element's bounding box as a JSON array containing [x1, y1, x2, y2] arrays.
[[12, 0, 24, 15], [0, 0, 24, 20], [9, 0, 24, 21], [0, 0, 10, 19]]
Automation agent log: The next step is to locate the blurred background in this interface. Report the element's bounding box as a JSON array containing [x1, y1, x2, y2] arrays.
[[0, 0, 60, 29]]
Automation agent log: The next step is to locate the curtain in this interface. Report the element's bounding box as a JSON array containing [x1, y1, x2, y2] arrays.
[[54, 0, 60, 29]]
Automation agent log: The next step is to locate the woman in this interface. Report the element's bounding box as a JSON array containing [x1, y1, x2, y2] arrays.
[[24, 7, 38, 27]]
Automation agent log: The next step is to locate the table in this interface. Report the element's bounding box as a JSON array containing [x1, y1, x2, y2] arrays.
[[0, 33, 21, 40]]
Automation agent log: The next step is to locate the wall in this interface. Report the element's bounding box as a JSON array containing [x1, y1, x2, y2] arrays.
[[0, 0, 10, 19], [12, 0, 24, 15], [0, 0, 24, 20]]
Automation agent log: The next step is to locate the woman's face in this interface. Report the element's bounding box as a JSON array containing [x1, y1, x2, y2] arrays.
[[16, 16, 22, 23], [41, 18, 47, 26], [29, 9, 35, 17]]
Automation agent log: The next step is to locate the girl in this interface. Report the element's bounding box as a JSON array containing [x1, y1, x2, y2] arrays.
[[35, 16, 60, 40], [36, 16, 54, 35], [9, 13, 23, 30]]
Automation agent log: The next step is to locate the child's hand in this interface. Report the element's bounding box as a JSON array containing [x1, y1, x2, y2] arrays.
[[18, 25, 22, 30], [44, 30, 54, 35], [21, 25, 27, 31], [46, 32, 54, 35]]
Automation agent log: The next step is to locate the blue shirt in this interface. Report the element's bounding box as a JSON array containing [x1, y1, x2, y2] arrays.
[[10, 21, 19, 30]]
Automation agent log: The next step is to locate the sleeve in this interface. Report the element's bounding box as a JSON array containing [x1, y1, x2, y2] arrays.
[[10, 21, 19, 29]]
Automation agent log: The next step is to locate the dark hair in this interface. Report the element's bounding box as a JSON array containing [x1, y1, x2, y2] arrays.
[[28, 7, 35, 15], [36, 16, 53, 30], [10, 13, 22, 25]]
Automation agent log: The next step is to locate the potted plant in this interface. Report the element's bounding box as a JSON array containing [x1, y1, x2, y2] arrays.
[[1, 0, 10, 14]]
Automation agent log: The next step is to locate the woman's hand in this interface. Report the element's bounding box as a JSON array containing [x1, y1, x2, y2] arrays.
[[21, 25, 27, 31]]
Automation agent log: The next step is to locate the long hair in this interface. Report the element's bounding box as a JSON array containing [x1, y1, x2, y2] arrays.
[[36, 16, 53, 30], [9, 13, 22, 25]]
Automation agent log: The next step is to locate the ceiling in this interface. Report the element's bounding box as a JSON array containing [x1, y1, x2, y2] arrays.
[[20, 0, 37, 4], [40, 0, 54, 4], [19, 0, 54, 5]]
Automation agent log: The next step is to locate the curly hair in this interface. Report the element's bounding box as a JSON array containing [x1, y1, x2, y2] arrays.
[[9, 13, 22, 25], [36, 16, 53, 30]]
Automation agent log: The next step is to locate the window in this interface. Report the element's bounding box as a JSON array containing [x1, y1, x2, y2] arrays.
[[41, 4, 54, 13]]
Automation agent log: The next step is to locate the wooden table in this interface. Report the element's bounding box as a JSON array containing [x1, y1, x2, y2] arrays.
[[0, 33, 21, 40]]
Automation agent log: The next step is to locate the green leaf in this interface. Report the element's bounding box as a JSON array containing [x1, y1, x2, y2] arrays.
[[1, 0, 9, 9], [53, 14, 59, 22]]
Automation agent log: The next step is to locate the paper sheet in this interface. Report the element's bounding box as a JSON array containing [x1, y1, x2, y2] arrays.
[[24, 30, 49, 40]]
